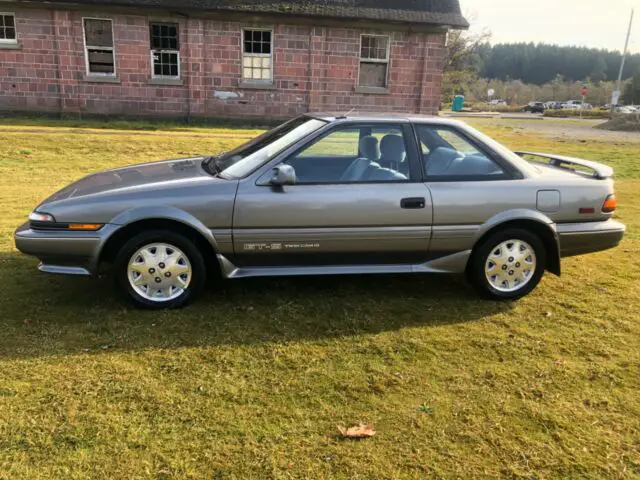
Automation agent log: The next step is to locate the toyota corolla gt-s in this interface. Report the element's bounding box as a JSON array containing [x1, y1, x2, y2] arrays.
[[15, 114, 625, 308]]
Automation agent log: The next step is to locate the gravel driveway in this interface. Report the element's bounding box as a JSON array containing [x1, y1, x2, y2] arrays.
[[473, 117, 640, 143]]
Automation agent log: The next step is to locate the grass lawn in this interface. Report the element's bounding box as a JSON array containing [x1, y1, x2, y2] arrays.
[[0, 117, 639, 479]]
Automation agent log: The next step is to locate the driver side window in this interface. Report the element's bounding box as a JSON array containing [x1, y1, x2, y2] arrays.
[[284, 124, 412, 184]]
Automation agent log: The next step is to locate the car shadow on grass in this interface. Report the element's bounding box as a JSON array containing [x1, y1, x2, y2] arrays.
[[0, 253, 515, 358]]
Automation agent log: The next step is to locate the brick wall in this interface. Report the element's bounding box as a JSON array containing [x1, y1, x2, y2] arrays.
[[0, 8, 446, 119]]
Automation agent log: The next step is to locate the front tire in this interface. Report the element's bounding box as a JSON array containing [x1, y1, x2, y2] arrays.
[[468, 228, 546, 300], [114, 230, 207, 309]]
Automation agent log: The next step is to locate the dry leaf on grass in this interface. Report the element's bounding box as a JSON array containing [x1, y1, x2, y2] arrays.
[[338, 423, 376, 439]]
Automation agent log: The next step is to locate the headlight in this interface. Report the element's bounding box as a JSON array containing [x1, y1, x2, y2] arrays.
[[29, 212, 56, 222]]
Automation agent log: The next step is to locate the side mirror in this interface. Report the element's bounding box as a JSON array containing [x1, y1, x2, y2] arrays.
[[269, 165, 297, 186]]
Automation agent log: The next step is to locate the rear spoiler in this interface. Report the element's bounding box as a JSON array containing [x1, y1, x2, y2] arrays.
[[515, 151, 613, 179]]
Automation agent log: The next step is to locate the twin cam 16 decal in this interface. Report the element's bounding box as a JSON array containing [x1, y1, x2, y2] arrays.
[[243, 242, 321, 251]]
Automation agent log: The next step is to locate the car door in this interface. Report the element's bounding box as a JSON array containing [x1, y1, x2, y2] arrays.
[[416, 123, 530, 258], [232, 122, 433, 267]]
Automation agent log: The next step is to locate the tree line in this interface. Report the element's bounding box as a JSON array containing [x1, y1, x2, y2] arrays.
[[441, 32, 640, 105], [478, 43, 640, 86]]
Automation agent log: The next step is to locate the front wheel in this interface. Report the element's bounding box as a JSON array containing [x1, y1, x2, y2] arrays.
[[115, 230, 207, 309], [468, 228, 547, 300]]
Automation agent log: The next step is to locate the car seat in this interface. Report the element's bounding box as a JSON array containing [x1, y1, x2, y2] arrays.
[[425, 147, 463, 176], [446, 155, 503, 175]]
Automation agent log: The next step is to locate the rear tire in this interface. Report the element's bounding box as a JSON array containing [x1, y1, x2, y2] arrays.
[[114, 230, 207, 309], [468, 228, 546, 301]]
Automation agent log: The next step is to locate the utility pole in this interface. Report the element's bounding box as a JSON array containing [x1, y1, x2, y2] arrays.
[[612, 8, 634, 113]]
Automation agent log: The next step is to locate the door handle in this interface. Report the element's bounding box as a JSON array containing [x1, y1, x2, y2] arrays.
[[400, 197, 426, 209]]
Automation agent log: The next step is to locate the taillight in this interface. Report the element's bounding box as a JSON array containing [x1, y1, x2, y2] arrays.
[[602, 194, 617, 213]]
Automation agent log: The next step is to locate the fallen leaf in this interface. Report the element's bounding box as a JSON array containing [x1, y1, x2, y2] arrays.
[[338, 423, 376, 439], [545, 312, 553, 318]]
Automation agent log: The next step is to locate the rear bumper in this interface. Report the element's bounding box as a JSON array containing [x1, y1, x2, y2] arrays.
[[14, 222, 116, 276], [557, 219, 626, 257]]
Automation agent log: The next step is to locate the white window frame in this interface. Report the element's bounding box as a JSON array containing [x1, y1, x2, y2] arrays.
[[358, 34, 391, 88], [82, 17, 116, 77], [0, 12, 17, 44], [241, 27, 274, 83], [149, 21, 181, 79]]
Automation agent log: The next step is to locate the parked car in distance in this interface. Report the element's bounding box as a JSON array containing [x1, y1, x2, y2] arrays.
[[562, 100, 585, 110], [15, 114, 626, 309], [601, 104, 634, 112], [489, 99, 507, 106], [523, 102, 545, 113]]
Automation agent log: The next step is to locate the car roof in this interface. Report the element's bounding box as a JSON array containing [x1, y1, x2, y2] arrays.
[[307, 112, 466, 127]]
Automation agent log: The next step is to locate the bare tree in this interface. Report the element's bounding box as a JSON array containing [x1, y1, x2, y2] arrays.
[[441, 28, 491, 104]]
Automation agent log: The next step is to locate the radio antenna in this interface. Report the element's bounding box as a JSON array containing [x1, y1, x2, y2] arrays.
[[337, 107, 356, 119]]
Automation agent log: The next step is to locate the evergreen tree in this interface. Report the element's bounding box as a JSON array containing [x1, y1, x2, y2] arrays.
[[590, 56, 608, 85], [622, 67, 640, 105], [479, 43, 640, 85]]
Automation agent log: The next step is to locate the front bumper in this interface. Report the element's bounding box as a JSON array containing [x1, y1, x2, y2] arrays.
[[14, 222, 117, 276], [557, 219, 626, 257]]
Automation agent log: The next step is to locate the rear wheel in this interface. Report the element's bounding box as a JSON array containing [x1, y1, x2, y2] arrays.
[[115, 230, 206, 309], [468, 228, 546, 300]]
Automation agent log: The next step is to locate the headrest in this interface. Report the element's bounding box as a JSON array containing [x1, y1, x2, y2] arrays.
[[359, 135, 379, 161], [380, 134, 405, 158]]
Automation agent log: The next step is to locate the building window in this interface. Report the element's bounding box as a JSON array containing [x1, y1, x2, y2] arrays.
[[150, 22, 180, 78], [0, 13, 17, 43], [83, 18, 115, 76], [359, 35, 390, 88], [242, 29, 273, 82]]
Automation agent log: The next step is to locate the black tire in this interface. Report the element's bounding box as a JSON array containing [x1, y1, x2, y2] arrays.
[[467, 228, 546, 301], [114, 230, 207, 309]]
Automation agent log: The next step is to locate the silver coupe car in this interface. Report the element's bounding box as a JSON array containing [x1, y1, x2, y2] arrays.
[[15, 114, 625, 309]]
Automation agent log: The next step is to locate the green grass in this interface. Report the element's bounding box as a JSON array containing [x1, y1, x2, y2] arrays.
[[0, 118, 639, 479], [0, 114, 275, 132]]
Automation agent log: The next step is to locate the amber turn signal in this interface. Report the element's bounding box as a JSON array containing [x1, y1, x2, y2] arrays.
[[602, 194, 617, 213], [68, 224, 104, 231]]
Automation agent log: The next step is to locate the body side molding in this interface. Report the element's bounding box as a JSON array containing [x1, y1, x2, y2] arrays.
[[216, 249, 472, 280]]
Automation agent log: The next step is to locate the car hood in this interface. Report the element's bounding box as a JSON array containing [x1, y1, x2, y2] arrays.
[[40, 157, 214, 205]]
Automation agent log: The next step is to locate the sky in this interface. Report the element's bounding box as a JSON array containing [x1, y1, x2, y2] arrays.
[[460, 0, 639, 53]]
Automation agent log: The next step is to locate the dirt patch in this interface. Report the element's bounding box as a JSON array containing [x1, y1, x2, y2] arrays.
[[596, 114, 640, 133]]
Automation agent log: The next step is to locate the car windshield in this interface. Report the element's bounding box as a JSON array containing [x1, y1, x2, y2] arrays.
[[205, 116, 327, 179]]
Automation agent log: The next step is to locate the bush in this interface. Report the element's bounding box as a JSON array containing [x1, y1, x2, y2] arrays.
[[543, 109, 611, 119], [470, 103, 523, 113]]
